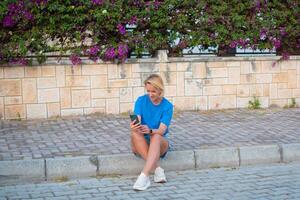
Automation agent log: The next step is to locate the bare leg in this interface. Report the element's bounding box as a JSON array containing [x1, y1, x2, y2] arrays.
[[131, 131, 149, 160], [142, 134, 169, 176]]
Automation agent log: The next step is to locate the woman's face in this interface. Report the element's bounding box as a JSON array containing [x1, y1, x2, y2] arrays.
[[145, 83, 162, 103]]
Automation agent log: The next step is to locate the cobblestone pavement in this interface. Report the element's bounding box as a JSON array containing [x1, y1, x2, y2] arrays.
[[0, 108, 300, 161], [0, 162, 299, 200]]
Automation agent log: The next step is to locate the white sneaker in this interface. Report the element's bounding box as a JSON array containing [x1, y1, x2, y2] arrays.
[[133, 173, 151, 191], [154, 167, 167, 183]]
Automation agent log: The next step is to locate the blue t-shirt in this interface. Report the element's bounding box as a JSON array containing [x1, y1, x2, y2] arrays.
[[134, 94, 173, 136]]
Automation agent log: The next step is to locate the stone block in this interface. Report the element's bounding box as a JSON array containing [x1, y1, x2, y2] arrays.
[[161, 71, 177, 85], [208, 95, 236, 110], [298, 75, 300, 87], [207, 62, 225, 68], [250, 84, 264, 97], [203, 86, 222, 96], [118, 64, 132, 79], [209, 68, 228, 78], [66, 76, 90, 87], [160, 63, 177, 72], [38, 88, 59, 103], [177, 62, 190, 71], [192, 63, 206, 78], [71, 90, 90, 108], [228, 68, 240, 84], [278, 83, 288, 89], [195, 147, 239, 169], [84, 107, 105, 115], [277, 89, 292, 98], [239, 145, 280, 166], [108, 79, 128, 88], [160, 150, 195, 171], [60, 88, 71, 109], [41, 66, 55, 77], [240, 61, 251, 74], [134, 63, 159, 73], [47, 103, 60, 118], [251, 61, 262, 73], [82, 64, 107, 75], [173, 97, 197, 110], [176, 72, 185, 96], [288, 70, 297, 88], [46, 156, 97, 179], [196, 96, 208, 110], [0, 159, 45, 182], [261, 61, 280, 73], [120, 88, 133, 103], [269, 84, 278, 99], [211, 78, 228, 85], [107, 64, 118, 79], [56, 66, 65, 87], [282, 143, 300, 163], [240, 74, 256, 84], [22, 79, 37, 103], [0, 80, 21, 96], [270, 99, 288, 107], [185, 79, 203, 96], [106, 98, 119, 114], [227, 61, 240, 67], [165, 85, 177, 97], [91, 75, 107, 88], [5, 96, 22, 105], [128, 78, 142, 87], [91, 88, 119, 99], [37, 77, 56, 89], [26, 104, 47, 119], [0, 98, 4, 119], [5, 105, 25, 119], [256, 74, 272, 83], [98, 154, 144, 175], [0, 67, 3, 78], [293, 89, 300, 98], [120, 102, 133, 114], [280, 60, 297, 70], [273, 72, 288, 83], [65, 65, 82, 75], [263, 84, 269, 96], [133, 87, 145, 100], [222, 85, 237, 95], [61, 108, 83, 116], [4, 67, 24, 78], [237, 97, 252, 108], [237, 85, 250, 97], [25, 66, 41, 77], [92, 99, 105, 108]]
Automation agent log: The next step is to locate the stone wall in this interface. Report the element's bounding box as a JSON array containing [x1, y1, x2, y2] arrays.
[[0, 53, 299, 120]]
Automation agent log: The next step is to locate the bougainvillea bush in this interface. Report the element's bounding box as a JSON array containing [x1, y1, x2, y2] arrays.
[[0, 0, 299, 65]]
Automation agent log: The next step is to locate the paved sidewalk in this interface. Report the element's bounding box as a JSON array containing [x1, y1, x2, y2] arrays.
[[1, 108, 300, 161], [1, 162, 300, 200]]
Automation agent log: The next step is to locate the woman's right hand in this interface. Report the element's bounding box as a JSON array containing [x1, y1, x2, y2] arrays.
[[130, 120, 142, 134]]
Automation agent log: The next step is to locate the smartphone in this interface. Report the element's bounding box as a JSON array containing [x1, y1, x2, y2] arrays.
[[130, 114, 140, 125]]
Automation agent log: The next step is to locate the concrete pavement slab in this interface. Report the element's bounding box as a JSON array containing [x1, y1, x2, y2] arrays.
[[239, 144, 281, 166], [282, 143, 300, 163]]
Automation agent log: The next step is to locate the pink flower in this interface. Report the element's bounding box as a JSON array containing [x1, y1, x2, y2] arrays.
[[70, 54, 82, 65], [117, 24, 126, 35]]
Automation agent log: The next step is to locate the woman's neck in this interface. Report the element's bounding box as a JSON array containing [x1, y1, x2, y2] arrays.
[[151, 97, 162, 105]]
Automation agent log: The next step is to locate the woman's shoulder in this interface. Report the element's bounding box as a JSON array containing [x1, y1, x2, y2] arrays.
[[162, 97, 173, 109]]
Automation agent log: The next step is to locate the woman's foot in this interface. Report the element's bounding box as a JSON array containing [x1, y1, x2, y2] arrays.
[[133, 173, 151, 191], [154, 167, 167, 183]]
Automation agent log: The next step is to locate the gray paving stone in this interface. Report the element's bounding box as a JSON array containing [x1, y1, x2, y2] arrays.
[[0, 109, 299, 161]]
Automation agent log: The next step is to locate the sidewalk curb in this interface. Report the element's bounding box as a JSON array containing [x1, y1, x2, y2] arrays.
[[1, 143, 300, 183]]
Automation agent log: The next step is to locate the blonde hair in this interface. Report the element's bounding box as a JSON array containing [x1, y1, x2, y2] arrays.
[[144, 74, 164, 97]]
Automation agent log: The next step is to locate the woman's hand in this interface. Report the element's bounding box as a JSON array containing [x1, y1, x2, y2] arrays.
[[130, 120, 142, 134], [139, 125, 151, 134]]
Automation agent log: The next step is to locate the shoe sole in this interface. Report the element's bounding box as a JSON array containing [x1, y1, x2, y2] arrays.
[[133, 182, 151, 191], [154, 178, 167, 183]]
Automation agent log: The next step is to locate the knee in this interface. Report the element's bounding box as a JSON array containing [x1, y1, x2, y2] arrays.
[[151, 134, 162, 143]]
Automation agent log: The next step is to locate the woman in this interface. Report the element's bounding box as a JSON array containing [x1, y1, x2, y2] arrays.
[[130, 74, 173, 191]]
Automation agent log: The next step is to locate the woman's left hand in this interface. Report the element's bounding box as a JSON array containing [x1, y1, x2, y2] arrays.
[[140, 125, 150, 134]]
